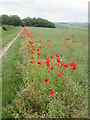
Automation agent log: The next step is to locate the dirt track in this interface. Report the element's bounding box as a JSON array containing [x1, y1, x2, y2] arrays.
[[0, 30, 22, 59]]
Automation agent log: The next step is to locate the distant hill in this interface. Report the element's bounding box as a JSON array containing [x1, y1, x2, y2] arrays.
[[54, 22, 88, 31]]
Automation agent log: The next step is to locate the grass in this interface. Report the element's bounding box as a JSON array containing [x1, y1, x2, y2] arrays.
[[2, 26, 88, 118], [2, 25, 22, 48], [56, 23, 88, 31], [2, 32, 24, 117]]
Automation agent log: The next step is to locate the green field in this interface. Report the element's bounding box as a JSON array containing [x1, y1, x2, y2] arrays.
[[2, 25, 22, 47], [2, 26, 88, 118], [55, 23, 88, 31]]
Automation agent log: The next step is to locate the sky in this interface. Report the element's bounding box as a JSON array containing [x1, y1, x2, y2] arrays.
[[0, 0, 89, 22]]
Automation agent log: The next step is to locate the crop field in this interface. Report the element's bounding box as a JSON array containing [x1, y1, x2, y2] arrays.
[[2, 26, 88, 118]]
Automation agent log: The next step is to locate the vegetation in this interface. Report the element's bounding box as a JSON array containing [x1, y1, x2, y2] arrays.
[[2, 25, 22, 47], [22, 17, 55, 28], [2, 26, 88, 118], [2, 15, 23, 26], [55, 22, 88, 31], [1, 14, 55, 28], [2, 33, 24, 117]]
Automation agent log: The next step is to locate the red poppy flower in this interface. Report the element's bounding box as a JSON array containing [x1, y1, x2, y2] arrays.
[[37, 61, 41, 65], [70, 60, 76, 70], [30, 59, 33, 64], [72, 66, 76, 70], [30, 41, 34, 46], [60, 71, 63, 75], [50, 66, 53, 71], [28, 54, 29, 57], [61, 54, 63, 58], [31, 50, 34, 54], [50, 55, 53, 59], [57, 71, 63, 77], [67, 37, 70, 40], [45, 78, 49, 84], [80, 81, 82, 85], [40, 40, 42, 43], [45, 58, 50, 67], [37, 52, 40, 58], [60, 62, 64, 68], [56, 54, 59, 57], [64, 64, 68, 68], [37, 48, 39, 52], [57, 57, 60, 63], [50, 90, 55, 97]]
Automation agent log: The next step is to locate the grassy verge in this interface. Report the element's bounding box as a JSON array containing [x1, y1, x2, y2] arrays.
[[12, 27, 88, 118], [2, 25, 22, 47], [2, 32, 24, 117]]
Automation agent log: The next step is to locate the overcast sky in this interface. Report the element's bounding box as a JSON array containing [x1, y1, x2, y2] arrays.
[[0, 0, 89, 22]]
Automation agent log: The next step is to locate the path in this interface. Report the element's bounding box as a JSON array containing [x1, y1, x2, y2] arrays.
[[0, 30, 22, 59]]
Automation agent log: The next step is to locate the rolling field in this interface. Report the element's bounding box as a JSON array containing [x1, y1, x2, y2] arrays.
[[2, 26, 88, 118]]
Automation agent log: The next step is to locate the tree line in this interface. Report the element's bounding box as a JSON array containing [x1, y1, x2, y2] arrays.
[[0, 15, 55, 28]]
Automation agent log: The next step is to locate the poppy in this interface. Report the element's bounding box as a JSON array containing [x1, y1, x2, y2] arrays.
[[50, 90, 55, 97], [28, 54, 29, 57], [60, 62, 64, 68], [57, 57, 60, 63], [50, 66, 53, 71], [57, 71, 63, 77], [70, 60, 76, 70], [50, 55, 53, 59], [37, 48, 39, 52], [30, 59, 33, 64], [37, 52, 40, 58], [40, 40, 42, 43], [45, 58, 50, 67], [37, 61, 41, 65], [61, 54, 63, 58], [64, 64, 68, 68], [45, 78, 49, 84], [80, 81, 82, 86], [56, 54, 59, 57], [67, 37, 70, 40], [31, 50, 34, 55]]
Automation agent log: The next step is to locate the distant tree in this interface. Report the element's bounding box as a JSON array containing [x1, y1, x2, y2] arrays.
[[1, 14, 55, 28], [9, 15, 23, 26], [22, 17, 32, 26], [2, 14, 23, 26], [2, 15, 10, 25], [22, 17, 55, 28]]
